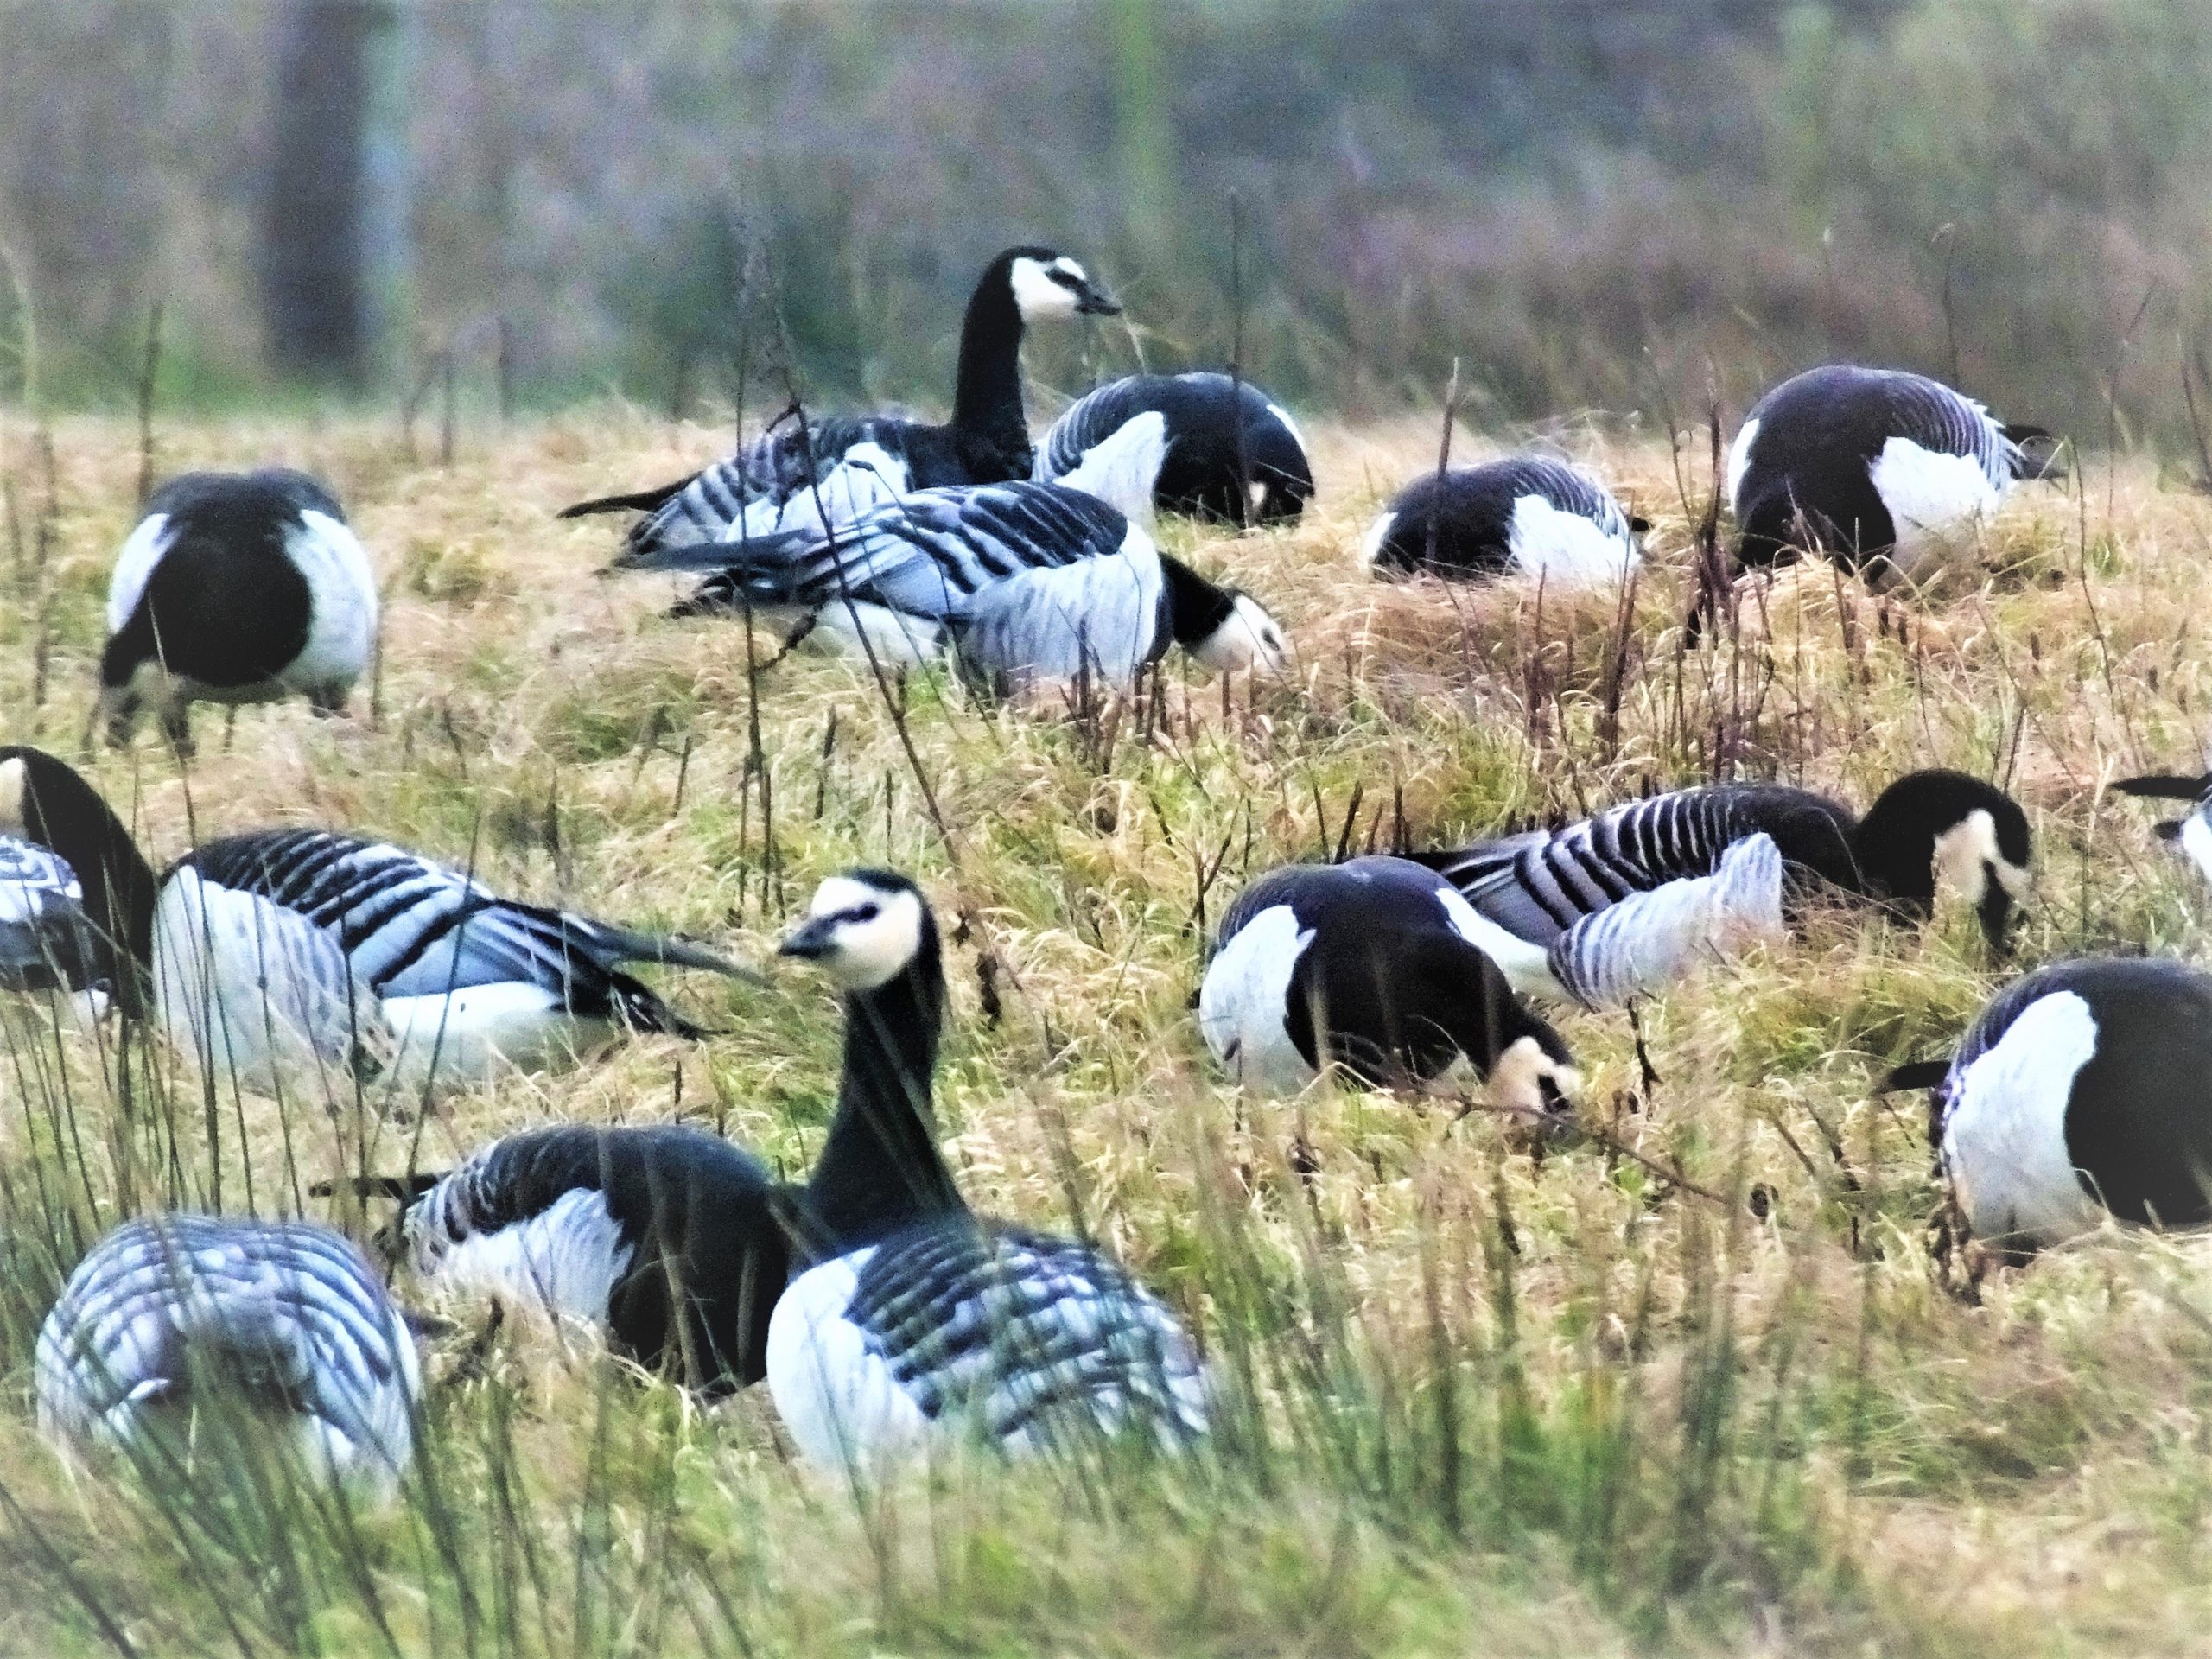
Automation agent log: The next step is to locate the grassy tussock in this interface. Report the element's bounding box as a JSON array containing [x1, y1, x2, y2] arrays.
[[2, 404, 2211, 1655]]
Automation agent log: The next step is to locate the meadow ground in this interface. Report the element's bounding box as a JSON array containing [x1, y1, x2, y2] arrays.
[[3, 401, 2212, 1656]]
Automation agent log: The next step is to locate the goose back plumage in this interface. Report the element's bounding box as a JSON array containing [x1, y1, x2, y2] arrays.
[[37, 1214, 419, 1491], [101, 468, 378, 747], [1728, 365, 2044, 577], [1362, 457, 1643, 585], [400, 1123, 785, 1393], [1037, 372, 1314, 525]]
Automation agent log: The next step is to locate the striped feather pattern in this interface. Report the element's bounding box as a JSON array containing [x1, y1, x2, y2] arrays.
[[794, 1220, 1208, 1459], [36, 1215, 419, 1489], [1544, 831, 1786, 1007]]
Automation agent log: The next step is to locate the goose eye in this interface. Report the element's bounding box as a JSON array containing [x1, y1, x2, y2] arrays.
[[850, 903, 881, 923]]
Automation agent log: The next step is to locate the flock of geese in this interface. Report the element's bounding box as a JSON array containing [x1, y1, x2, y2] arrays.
[[9, 242, 2212, 1503]]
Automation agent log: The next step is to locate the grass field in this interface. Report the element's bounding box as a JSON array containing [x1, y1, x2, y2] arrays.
[[3, 402, 2212, 1656]]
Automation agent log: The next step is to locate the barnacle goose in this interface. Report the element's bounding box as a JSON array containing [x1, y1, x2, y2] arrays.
[[37, 1214, 419, 1492], [1360, 457, 1646, 586], [1410, 770, 2031, 1003], [350, 1123, 786, 1395], [101, 469, 378, 752], [560, 246, 1120, 559], [768, 870, 1209, 1472], [1883, 957, 2212, 1256], [1198, 856, 1580, 1103], [2113, 768, 2212, 887], [1728, 365, 2059, 580], [1035, 372, 1315, 526], [0, 747, 753, 1090], [611, 458, 1287, 690]]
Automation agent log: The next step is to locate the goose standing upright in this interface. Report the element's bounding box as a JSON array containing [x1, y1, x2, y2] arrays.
[[1728, 365, 2059, 581], [101, 469, 378, 752], [1361, 457, 1645, 586], [1036, 372, 1315, 525], [0, 747, 753, 1091], [1883, 957, 2212, 1256], [37, 1214, 420, 1492], [767, 870, 1209, 1472], [1410, 770, 2031, 1003], [1198, 857, 1580, 1101], [561, 246, 1121, 559]]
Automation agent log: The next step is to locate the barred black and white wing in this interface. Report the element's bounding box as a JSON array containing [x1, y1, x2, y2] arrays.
[[154, 830, 742, 1089], [36, 1215, 419, 1491], [1544, 831, 1786, 1007], [768, 1220, 1209, 1471], [0, 837, 104, 997], [397, 1123, 783, 1391]]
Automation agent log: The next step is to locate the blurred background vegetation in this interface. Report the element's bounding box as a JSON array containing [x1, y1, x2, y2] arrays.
[[3, 0, 2208, 444]]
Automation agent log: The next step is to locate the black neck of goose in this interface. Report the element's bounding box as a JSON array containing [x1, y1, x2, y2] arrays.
[[802, 927, 965, 1255], [3, 749, 160, 1008], [1161, 555, 1235, 651], [950, 265, 1033, 473]]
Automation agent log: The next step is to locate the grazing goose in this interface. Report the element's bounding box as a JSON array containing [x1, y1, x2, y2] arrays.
[[339, 1124, 787, 1395], [2113, 769, 2212, 886], [769, 870, 1210, 1472], [1036, 372, 1315, 526], [1882, 957, 2212, 1256], [1410, 771, 2031, 1002], [0, 747, 753, 1091], [561, 246, 1120, 560], [101, 469, 378, 752], [37, 1214, 419, 1492], [1361, 457, 1645, 586], [1198, 857, 1580, 1101], [1728, 365, 2059, 580], [612, 466, 1287, 690]]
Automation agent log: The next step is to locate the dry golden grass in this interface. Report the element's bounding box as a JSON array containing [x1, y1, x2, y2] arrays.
[[4, 402, 2212, 1655]]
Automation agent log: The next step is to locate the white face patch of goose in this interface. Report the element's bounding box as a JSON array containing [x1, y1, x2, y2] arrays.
[[1486, 1035, 1580, 1118], [805, 875, 926, 990], [1193, 594, 1288, 675], [0, 757, 26, 836], [1932, 809, 2000, 904], [1010, 257, 1085, 322]]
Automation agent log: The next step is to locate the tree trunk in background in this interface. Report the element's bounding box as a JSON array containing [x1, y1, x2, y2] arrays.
[[261, 0, 385, 385]]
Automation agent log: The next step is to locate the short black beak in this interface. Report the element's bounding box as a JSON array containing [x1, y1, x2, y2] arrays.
[[1977, 874, 2014, 957], [1076, 283, 1122, 318], [1537, 1074, 1568, 1115], [778, 918, 836, 962]]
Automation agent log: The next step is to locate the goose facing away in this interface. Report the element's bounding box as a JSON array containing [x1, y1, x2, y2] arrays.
[[767, 870, 1210, 1473], [1409, 770, 2031, 1002], [101, 469, 378, 752], [1037, 372, 1315, 526], [1728, 365, 2059, 581], [612, 473, 1287, 690], [1198, 856, 1580, 1102], [0, 747, 755, 1092], [1362, 457, 1644, 587], [360, 1123, 788, 1395], [37, 1214, 420, 1493], [1884, 957, 2212, 1257], [560, 246, 1120, 560]]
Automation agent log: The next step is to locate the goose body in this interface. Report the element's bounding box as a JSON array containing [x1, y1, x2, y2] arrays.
[[767, 871, 1208, 1472], [1198, 856, 1579, 1102], [0, 749, 749, 1092], [101, 469, 378, 750], [1362, 457, 1643, 586], [615, 474, 1286, 689], [562, 248, 1119, 561], [393, 1124, 785, 1393], [1037, 372, 1314, 526], [1904, 957, 2212, 1254], [0, 837, 106, 1009], [1411, 771, 2030, 1001], [1728, 365, 2054, 579], [37, 1215, 419, 1491]]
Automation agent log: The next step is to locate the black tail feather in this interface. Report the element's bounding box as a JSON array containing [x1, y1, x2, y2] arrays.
[[1875, 1058, 1952, 1094], [311, 1173, 443, 1201], [557, 476, 696, 520], [2113, 772, 2209, 801]]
